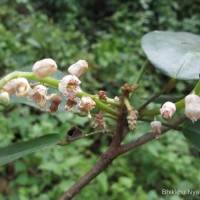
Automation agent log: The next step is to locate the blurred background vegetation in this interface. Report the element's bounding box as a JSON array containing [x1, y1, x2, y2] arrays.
[[0, 0, 200, 199]]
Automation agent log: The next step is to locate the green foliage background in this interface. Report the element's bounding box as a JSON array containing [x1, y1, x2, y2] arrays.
[[0, 0, 200, 199]]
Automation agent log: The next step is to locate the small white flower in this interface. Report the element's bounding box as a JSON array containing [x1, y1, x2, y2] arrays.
[[32, 58, 57, 78], [28, 85, 48, 109], [160, 101, 176, 120], [15, 78, 31, 97], [0, 91, 10, 106], [59, 75, 81, 97], [151, 120, 162, 139], [68, 60, 88, 77], [78, 97, 96, 118], [185, 94, 200, 122]]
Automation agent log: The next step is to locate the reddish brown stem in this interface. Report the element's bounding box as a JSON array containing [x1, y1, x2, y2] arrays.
[[59, 148, 119, 200], [59, 85, 186, 200]]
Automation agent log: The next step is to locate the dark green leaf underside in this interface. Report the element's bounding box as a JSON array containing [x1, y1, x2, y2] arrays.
[[0, 134, 60, 166], [141, 31, 200, 80], [182, 120, 200, 152]]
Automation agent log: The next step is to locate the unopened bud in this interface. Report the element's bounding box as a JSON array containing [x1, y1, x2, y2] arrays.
[[98, 90, 107, 100], [32, 58, 57, 78], [49, 94, 62, 112], [68, 60, 88, 77], [114, 96, 119, 102], [160, 101, 176, 120], [3, 79, 18, 95], [151, 120, 162, 139], [93, 113, 107, 130], [185, 94, 200, 122], [0, 91, 10, 106], [16, 78, 30, 97]]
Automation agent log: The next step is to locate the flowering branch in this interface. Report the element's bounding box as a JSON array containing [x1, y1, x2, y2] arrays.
[[0, 71, 59, 89], [59, 114, 186, 200], [0, 57, 199, 200]]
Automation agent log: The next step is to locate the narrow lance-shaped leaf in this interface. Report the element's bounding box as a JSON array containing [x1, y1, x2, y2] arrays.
[[141, 31, 200, 80], [0, 134, 60, 166], [182, 120, 200, 152]]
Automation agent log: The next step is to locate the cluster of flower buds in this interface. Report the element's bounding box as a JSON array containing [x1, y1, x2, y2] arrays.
[[0, 58, 62, 112], [58, 60, 98, 118], [127, 108, 138, 130], [185, 93, 200, 122], [160, 101, 176, 120]]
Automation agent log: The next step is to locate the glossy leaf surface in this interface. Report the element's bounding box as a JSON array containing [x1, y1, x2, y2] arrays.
[[0, 134, 60, 166], [142, 31, 200, 80], [182, 120, 200, 151]]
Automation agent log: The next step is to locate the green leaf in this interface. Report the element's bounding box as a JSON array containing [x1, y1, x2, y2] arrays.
[[141, 31, 200, 80], [182, 120, 200, 151], [0, 134, 60, 166]]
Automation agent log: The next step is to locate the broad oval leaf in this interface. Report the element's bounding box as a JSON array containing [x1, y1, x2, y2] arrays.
[[141, 31, 200, 80], [0, 134, 60, 166], [182, 120, 200, 151]]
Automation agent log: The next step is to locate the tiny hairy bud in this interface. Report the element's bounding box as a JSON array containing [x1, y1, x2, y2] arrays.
[[32, 58, 57, 78], [49, 94, 62, 112], [151, 120, 162, 139], [15, 78, 30, 97], [98, 90, 107, 100], [160, 101, 176, 120], [0, 91, 10, 106], [65, 96, 77, 110], [68, 60, 88, 77], [93, 113, 107, 130], [185, 94, 200, 122], [3, 79, 18, 95], [114, 96, 119, 102]]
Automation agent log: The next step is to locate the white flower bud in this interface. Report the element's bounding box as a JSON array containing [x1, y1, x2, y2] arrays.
[[3, 79, 18, 95], [0, 91, 10, 106], [68, 60, 88, 77], [185, 94, 200, 122], [151, 120, 162, 139], [32, 58, 57, 78], [160, 101, 176, 120], [15, 78, 30, 97], [114, 96, 119, 103]]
